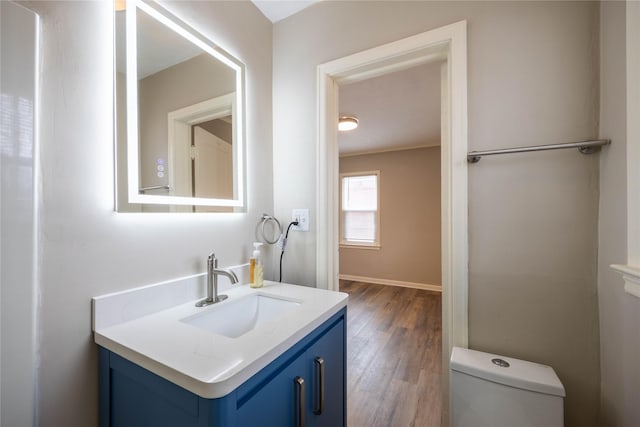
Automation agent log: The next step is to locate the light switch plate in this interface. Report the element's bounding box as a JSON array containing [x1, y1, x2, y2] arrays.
[[291, 208, 309, 231]]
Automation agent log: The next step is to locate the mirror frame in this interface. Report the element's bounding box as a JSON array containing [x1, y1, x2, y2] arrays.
[[120, 0, 246, 209]]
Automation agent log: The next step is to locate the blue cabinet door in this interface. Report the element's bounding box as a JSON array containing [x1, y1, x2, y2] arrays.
[[235, 312, 346, 427], [305, 316, 346, 427], [235, 351, 306, 426]]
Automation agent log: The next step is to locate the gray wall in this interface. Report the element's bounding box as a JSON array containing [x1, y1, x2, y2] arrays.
[[16, 1, 272, 425], [339, 148, 441, 286], [598, 2, 640, 425], [138, 53, 235, 190], [273, 2, 600, 426]]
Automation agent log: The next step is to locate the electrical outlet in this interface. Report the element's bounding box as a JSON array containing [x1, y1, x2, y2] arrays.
[[291, 208, 309, 231]]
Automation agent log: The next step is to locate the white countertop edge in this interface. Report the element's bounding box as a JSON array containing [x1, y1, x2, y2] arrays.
[[95, 290, 347, 399]]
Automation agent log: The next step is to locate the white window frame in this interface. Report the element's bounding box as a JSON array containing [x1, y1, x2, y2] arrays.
[[611, 1, 640, 298], [339, 171, 381, 249]]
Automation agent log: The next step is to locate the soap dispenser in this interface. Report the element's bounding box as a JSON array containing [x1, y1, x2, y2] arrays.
[[250, 242, 264, 288]]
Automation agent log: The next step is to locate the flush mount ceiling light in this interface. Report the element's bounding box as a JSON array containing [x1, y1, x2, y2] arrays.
[[338, 116, 359, 131]]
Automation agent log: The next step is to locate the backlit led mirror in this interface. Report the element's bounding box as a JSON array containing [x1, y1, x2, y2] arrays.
[[115, 0, 246, 212]]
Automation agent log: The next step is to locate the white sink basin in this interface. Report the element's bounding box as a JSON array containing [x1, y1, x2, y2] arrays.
[[180, 293, 301, 338]]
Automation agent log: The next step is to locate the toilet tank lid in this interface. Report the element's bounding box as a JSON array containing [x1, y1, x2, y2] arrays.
[[450, 347, 566, 397]]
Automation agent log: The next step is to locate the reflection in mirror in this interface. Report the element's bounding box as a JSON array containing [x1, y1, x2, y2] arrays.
[[115, 0, 245, 212]]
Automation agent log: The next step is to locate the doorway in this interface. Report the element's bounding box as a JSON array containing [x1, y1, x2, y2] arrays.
[[337, 61, 443, 289], [316, 21, 468, 423], [337, 55, 444, 427]]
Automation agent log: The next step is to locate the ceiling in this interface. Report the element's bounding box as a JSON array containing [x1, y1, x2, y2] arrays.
[[115, 9, 203, 78], [252, 0, 320, 23], [338, 61, 443, 156]]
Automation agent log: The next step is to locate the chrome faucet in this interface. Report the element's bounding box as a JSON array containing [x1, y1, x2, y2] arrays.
[[196, 253, 239, 307]]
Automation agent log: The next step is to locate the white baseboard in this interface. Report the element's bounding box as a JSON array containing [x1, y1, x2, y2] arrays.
[[338, 274, 442, 293]]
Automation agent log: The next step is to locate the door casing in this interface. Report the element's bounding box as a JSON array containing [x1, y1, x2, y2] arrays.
[[316, 21, 469, 425]]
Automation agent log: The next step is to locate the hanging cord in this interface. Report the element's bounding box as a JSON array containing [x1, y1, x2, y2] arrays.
[[279, 220, 299, 282]]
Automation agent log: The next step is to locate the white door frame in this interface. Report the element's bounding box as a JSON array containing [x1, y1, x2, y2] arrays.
[[167, 93, 235, 212], [316, 21, 468, 422]]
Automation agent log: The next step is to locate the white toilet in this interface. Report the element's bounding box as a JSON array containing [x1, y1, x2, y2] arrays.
[[450, 347, 565, 427]]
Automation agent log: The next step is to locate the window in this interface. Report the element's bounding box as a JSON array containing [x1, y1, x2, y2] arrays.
[[340, 171, 380, 247]]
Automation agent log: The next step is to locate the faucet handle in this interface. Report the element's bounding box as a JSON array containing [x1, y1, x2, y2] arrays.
[[208, 253, 217, 268]]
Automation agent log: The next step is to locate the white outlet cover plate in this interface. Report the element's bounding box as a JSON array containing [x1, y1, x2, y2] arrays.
[[292, 208, 309, 231]]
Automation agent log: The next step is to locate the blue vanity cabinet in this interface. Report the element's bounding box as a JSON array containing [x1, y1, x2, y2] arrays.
[[98, 307, 346, 427]]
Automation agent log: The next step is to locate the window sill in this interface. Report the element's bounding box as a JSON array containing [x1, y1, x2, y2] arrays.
[[339, 243, 381, 251], [611, 264, 640, 298]]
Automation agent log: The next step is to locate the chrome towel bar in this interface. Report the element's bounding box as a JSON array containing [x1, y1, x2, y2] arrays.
[[139, 185, 170, 193], [467, 139, 611, 163]]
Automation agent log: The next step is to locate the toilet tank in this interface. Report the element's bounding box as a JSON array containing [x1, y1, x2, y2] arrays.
[[450, 347, 565, 427]]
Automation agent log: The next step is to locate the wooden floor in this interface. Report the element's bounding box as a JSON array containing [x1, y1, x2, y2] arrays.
[[340, 280, 442, 427]]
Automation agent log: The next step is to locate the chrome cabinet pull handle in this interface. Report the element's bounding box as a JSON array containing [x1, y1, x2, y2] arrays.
[[313, 357, 325, 415], [294, 376, 305, 427]]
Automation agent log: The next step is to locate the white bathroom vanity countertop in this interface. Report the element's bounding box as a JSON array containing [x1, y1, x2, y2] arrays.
[[93, 280, 348, 399]]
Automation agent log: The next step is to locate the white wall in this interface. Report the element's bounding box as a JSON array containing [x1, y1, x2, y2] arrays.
[[273, 2, 601, 426], [14, 1, 272, 425], [598, 2, 640, 425], [1, 3, 38, 425]]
